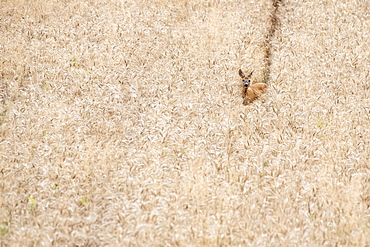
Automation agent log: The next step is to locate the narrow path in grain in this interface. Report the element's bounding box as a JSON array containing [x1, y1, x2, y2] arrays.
[[263, 0, 283, 84]]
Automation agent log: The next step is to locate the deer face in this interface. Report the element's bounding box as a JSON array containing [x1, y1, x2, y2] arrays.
[[238, 69, 254, 88]]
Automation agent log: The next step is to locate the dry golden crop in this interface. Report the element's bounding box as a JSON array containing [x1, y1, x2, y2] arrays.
[[1, 0, 369, 246]]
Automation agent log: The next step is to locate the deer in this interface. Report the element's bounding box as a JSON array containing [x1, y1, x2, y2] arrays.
[[238, 69, 268, 105]]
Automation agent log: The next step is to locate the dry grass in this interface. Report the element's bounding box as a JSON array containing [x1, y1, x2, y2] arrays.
[[1, 0, 370, 246]]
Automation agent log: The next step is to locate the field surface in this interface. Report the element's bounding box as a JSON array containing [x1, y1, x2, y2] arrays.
[[1, 0, 370, 246]]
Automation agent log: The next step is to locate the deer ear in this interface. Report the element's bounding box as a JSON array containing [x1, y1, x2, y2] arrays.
[[246, 70, 254, 79], [238, 69, 245, 78]]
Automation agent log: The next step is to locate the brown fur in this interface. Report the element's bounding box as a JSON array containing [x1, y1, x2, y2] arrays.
[[239, 69, 268, 105]]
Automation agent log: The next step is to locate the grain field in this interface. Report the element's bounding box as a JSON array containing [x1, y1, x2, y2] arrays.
[[1, 0, 370, 246]]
